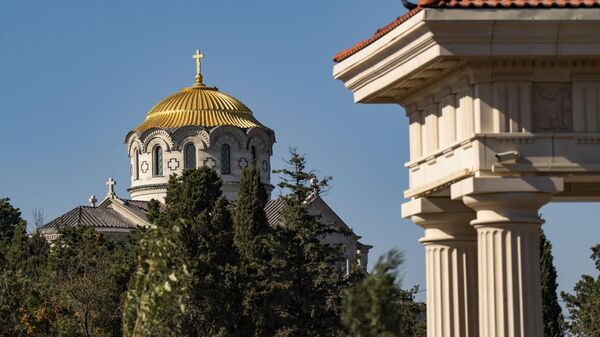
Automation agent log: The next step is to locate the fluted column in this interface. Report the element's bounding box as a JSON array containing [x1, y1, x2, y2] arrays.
[[452, 177, 563, 337], [403, 198, 478, 337]]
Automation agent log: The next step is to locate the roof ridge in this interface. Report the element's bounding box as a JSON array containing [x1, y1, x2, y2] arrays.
[[76, 206, 83, 226]]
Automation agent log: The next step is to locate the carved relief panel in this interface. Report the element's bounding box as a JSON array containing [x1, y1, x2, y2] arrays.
[[533, 83, 573, 132]]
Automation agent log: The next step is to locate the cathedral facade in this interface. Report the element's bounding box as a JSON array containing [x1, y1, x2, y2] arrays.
[[41, 51, 370, 271]]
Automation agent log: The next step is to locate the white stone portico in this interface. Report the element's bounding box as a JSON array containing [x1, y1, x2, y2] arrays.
[[334, 4, 600, 337]]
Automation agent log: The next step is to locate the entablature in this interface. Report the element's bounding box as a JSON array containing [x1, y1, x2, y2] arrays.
[[333, 8, 600, 104]]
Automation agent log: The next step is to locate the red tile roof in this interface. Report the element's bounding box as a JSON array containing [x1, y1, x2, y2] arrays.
[[333, 0, 600, 63], [421, 0, 600, 7], [333, 7, 423, 64]]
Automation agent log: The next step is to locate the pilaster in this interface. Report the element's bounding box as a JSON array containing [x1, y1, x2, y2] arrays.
[[403, 198, 478, 337]]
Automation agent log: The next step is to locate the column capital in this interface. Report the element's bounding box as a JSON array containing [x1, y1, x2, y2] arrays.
[[402, 197, 473, 219], [465, 192, 551, 227], [403, 197, 476, 243]]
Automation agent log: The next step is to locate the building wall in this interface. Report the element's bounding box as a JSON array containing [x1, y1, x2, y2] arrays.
[[125, 125, 274, 201], [402, 60, 600, 198]]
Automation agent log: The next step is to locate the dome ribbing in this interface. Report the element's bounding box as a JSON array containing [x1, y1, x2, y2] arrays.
[[135, 84, 265, 132]]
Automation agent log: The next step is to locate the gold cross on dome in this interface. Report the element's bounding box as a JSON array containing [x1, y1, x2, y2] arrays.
[[193, 49, 205, 84]]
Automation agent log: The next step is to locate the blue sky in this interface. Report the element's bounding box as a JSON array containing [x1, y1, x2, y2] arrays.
[[1, 0, 598, 302]]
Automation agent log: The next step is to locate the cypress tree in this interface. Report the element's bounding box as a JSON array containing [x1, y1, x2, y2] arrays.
[[168, 169, 241, 336], [539, 229, 565, 337], [180, 194, 242, 337], [233, 163, 270, 257], [125, 168, 243, 337], [233, 163, 290, 336]]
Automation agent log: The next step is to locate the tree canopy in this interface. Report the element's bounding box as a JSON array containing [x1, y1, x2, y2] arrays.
[[0, 198, 138, 337], [124, 167, 243, 337], [0, 151, 427, 337], [562, 244, 600, 337], [341, 249, 425, 337]]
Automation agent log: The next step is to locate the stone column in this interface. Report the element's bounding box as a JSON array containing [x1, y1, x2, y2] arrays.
[[452, 177, 563, 337], [402, 198, 478, 337]]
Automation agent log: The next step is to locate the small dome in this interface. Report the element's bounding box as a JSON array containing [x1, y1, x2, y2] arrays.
[[135, 83, 266, 132]]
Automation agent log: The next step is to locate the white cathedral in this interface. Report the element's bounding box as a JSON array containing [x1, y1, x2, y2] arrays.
[[40, 50, 371, 272]]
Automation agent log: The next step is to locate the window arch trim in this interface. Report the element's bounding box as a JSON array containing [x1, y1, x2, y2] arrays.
[[184, 143, 197, 169], [134, 150, 140, 180], [153, 146, 163, 176], [251, 145, 257, 162], [221, 144, 231, 174]]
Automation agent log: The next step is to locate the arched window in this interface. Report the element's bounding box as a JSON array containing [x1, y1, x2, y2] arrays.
[[184, 143, 196, 169], [134, 151, 140, 180], [154, 146, 163, 176], [251, 146, 257, 162], [221, 144, 231, 174]]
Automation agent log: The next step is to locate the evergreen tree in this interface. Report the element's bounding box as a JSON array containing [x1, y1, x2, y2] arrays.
[[341, 249, 425, 337], [539, 229, 565, 337], [125, 168, 243, 337], [145, 198, 161, 224], [167, 168, 242, 336], [233, 163, 270, 258], [272, 148, 345, 336], [233, 163, 289, 336], [561, 244, 600, 337]]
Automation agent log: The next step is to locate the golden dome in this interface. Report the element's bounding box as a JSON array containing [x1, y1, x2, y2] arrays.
[[135, 84, 266, 132]]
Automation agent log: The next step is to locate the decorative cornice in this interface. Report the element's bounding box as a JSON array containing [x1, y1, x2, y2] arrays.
[[127, 183, 168, 193], [128, 181, 274, 193], [333, 8, 600, 104]]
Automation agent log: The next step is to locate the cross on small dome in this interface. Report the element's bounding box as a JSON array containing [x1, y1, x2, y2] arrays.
[[106, 178, 116, 197], [89, 195, 97, 207]]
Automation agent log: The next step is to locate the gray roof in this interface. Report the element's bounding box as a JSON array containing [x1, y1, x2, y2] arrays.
[[119, 199, 156, 220], [264, 198, 286, 226], [45, 198, 286, 232], [40, 205, 138, 231], [43, 196, 370, 251], [264, 196, 372, 250]]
